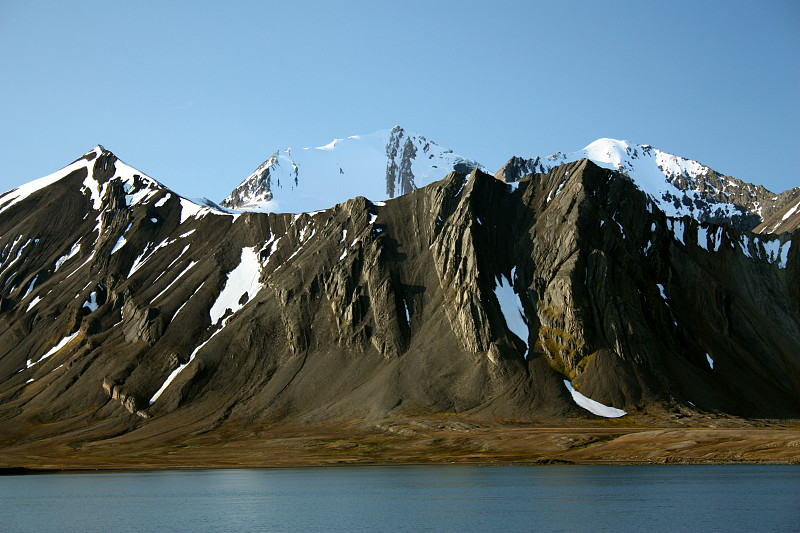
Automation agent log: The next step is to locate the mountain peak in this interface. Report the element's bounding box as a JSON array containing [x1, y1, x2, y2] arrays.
[[582, 137, 633, 162], [221, 127, 482, 213], [497, 137, 799, 232]]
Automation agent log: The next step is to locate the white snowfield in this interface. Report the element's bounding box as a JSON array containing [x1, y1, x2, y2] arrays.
[[224, 127, 484, 214], [563, 380, 627, 418]]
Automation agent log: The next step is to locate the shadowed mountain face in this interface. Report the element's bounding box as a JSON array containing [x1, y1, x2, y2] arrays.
[[0, 145, 798, 451]]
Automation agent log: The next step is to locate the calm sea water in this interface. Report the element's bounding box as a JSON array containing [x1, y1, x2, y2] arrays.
[[1, 465, 798, 532]]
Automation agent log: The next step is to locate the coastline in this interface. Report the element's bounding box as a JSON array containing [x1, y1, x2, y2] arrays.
[[3, 420, 799, 472], [3, 458, 800, 476]]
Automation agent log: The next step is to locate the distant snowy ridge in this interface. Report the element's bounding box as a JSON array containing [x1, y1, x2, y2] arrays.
[[497, 138, 800, 232], [221, 126, 483, 214], [224, 128, 799, 230]]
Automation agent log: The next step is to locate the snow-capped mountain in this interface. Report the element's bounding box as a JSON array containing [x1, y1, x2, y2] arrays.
[[1, 145, 162, 216], [0, 146, 241, 319], [0, 145, 233, 230], [221, 126, 482, 213], [1, 133, 798, 469], [496, 138, 800, 232]]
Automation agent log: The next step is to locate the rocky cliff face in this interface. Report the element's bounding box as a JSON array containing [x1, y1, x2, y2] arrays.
[[755, 195, 800, 235], [0, 146, 798, 450]]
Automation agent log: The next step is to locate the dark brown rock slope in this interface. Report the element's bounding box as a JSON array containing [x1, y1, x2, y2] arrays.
[[0, 148, 798, 451]]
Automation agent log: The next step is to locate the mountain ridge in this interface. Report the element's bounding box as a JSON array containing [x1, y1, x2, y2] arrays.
[[0, 136, 798, 467], [495, 137, 800, 233], [9, 128, 795, 236], [218, 127, 800, 235]]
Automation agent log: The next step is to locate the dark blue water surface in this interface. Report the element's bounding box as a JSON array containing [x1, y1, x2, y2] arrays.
[[1, 465, 798, 532]]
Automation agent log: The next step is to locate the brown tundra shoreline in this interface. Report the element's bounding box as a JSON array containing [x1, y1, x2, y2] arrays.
[[2, 416, 799, 472]]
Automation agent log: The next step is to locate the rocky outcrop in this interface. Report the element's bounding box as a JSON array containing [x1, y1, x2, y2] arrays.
[[102, 377, 149, 418], [494, 155, 541, 183], [755, 193, 800, 235], [221, 151, 283, 209], [122, 303, 165, 345]]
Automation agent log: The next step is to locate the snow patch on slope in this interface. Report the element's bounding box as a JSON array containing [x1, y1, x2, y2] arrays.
[[27, 331, 80, 368], [154, 193, 171, 208], [781, 198, 800, 221], [26, 296, 42, 312], [152, 261, 196, 303], [148, 329, 222, 405], [494, 268, 528, 356], [110, 235, 126, 255], [563, 380, 627, 418], [209, 247, 263, 326], [179, 197, 240, 224], [54, 241, 82, 271], [83, 292, 99, 312], [82, 172, 104, 211], [0, 236, 32, 282]]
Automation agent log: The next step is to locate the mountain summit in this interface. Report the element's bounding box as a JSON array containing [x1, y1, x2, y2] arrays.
[[495, 138, 800, 234], [221, 126, 482, 213]]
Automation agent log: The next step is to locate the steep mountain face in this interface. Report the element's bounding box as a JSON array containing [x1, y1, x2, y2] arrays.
[[220, 126, 482, 213], [496, 138, 800, 233], [755, 195, 800, 235], [1, 144, 798, 453]]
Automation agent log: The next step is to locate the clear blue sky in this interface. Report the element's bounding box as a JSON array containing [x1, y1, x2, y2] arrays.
[[1, 0, 798, 202]]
